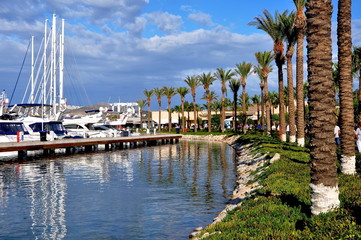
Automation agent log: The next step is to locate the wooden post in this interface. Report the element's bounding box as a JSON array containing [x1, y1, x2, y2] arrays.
[[18, 150, 27, 160]]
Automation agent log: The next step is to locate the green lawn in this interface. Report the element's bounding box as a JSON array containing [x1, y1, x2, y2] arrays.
[[195, 133, 361, 239]]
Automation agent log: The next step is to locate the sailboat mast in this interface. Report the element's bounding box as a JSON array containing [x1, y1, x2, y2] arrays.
[[43, 19, 48, 105], [59, 18, 64, 101], [51, 14, 57, 117], [31, 36, 35, 104]]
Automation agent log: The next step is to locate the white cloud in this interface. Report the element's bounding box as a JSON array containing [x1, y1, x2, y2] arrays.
[[181, 5, 215, 27], [188, 12, 215, 27], [145, 11, 183, 34]]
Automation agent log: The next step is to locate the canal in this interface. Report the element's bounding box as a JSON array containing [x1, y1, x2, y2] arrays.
[[0, 140, 236, 239]]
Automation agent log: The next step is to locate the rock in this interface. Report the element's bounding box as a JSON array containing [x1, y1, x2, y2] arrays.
[[270, 153, 281, 164], [189, 231, 199, 238]]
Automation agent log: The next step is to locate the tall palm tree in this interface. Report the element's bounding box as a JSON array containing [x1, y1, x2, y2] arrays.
[[201, 91, 218, 131], [199, 72, 216, 132], [293, 0, 307, 147], [143, 89, 153, 129], [229, 79, 241, 132], [153, 88, 164, 131], [136, 99, 146, 129], [280, 12, 297, 143], [184, 75, 201, 132], [251, 94, 261, 125], [353, 46, 361, 124], [183, 101, 192, 128], [254, 51, 275, 133], [249, 10, 288, 141], [337, 0, 355, 175], [214, 68, 235, 133], [306, 0, 339, 215], [177, 87, 189, 132], [163, 86, 176, 132], [254, 66, 266, 129], [235, 62, 253, 133]]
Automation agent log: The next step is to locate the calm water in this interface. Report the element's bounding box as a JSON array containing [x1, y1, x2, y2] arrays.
[[0, 140, 236, 240]]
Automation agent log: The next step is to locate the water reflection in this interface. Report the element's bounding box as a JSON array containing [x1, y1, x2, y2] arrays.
[[0, 140, 235, 239]]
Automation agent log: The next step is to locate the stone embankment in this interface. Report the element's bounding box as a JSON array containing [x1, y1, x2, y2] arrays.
[[181, 134, 280, 239]]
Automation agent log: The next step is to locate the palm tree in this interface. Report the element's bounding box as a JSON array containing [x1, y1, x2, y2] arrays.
[[337, 0, 356, 175], [184, 75, 201, 132], [251, 94, 261, 125], [249, 10, 288, 141], [293, 0, 307, 147], [201, 91, 218, 131], [177, 87, 189, 132], [199, 72, 216, 132], [238, 93, 252, 114], [153, 88, 164, 131], [254, 51, 275, 133], [306, 0, 339, 215], [136, 99, 146, 129], [353, 47, 361, 124], [269, 91, 279, 117], [229, 79, 241, 132], [163, 86, 176, 132], [214, 68, 235, 133], [211, 100, 223, 116], [183, 101, 192, 129], [143, 89, 153, 129], [235, 62, 253, 133], [280, 12, 297, 143], [254, 66, 265, 129]]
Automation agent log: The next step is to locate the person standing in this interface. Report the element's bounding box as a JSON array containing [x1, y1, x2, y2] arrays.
[[355, 124, 361, 152], [334, 125, 341, 146]]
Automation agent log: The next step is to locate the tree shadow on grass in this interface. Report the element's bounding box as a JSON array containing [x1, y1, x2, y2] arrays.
[[279, 193, 311, 230]]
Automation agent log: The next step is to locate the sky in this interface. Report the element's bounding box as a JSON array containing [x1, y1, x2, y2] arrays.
[[1, 0, 361, 109]]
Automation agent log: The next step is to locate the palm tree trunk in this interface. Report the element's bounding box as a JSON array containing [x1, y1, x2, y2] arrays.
[[265, 80, 271, 133], [147, 102, 151, 129], [233, 94, 238, 132], [296, 32, 305, 146], [181, 99, 185, 132], [168, 100, 172, 132], [221, 92, 225, 133], [261, 86, 265, 130], [307, 0, 340, 215], [287, 49, 296, 143], [158, 103, 161, 131], [192, 95, 197, 132], [337, 0, 356, 174], [140, 109, 143, 128], [207, 100, 211, 132], [278, 63, 286, 141], [242, 85, 247, 133]]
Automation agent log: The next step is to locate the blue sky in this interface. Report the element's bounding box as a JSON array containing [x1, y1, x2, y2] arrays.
[[0, 0, 360, 109]]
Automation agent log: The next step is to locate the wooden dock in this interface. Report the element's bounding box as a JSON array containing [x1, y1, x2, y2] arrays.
[[0, 134, 182, 159]]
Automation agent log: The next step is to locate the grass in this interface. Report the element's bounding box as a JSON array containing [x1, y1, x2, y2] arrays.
[[195, 133, 361, 239]]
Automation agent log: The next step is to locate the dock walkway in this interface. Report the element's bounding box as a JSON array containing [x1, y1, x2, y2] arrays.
[[0, 134, 182, 159]]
